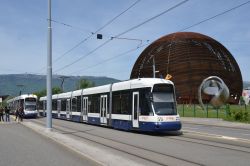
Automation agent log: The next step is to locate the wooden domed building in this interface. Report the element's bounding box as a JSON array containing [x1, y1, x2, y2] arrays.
[[130, 32, 243, 104]]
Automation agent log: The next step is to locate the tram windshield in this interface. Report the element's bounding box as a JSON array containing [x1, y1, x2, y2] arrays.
[[152, 84, 177, 115], [25, 105, 36, 111], [25, 104, 37, 111], [25, 100, 37, 111]]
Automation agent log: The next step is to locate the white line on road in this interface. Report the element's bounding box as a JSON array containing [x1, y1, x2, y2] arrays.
[[242, 133, 250, 136], [221, 136, 238, 140], [182, 129, 250, 144], [182, 127, 200, 130]]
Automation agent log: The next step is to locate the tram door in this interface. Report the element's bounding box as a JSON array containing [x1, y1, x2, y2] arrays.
[[100, 95, 107, 124], [132, 92, 139, 128], [57, 100, 61, 118], [82, 97, 88, 122], [66, 99, 71, 119], [43, 101, 46, 117]]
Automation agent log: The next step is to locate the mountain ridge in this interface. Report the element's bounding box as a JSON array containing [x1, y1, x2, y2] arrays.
[[1, 74, 249, 96], [0, 74, 120, 96]]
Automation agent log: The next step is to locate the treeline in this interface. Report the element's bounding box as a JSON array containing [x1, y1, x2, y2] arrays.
[[34, 79, 95, 98]]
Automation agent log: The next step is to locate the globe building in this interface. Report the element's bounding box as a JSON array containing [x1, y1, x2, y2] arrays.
[[130, 32, 243, 104]]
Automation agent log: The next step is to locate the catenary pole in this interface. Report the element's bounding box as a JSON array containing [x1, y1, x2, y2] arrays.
[[46, 0, 52, 129]]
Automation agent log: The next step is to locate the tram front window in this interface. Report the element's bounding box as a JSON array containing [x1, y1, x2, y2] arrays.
[[152, 84, 177, 115], [25, 105, 36, 111]]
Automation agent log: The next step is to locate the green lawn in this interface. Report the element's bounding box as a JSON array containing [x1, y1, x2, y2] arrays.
[[177, 104, 250, 123]]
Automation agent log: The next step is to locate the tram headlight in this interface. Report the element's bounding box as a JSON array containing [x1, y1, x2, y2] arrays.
[[155, 122, 160, 129]]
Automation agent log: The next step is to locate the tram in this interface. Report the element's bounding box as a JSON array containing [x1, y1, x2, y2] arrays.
[[7, 94, 38, 118], [39, 78, 181, 132]]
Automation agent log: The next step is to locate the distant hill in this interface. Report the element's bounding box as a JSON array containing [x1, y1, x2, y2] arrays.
[[244, 81, 250, 89], [0, 74, 120, 96]]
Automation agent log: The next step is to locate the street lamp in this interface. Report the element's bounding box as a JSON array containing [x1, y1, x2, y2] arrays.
[[16, 84, 24, 95], [148, 45, 164, 78]]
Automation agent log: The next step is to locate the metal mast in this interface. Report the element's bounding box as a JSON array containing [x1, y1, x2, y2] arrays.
[[46, 0, 52, 129]]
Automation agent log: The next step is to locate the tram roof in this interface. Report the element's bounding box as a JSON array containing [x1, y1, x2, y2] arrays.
[[7, 94, 37, 103], [39, 78, 173, 100]]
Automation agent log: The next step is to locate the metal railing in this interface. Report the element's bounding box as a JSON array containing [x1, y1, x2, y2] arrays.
[[177, 104, 250, 122]]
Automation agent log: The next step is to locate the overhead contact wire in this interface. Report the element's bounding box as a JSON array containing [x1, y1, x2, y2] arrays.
[[180, 0, 250, 31], [55, 0, 189, 73], [53, 0, 141, 64]]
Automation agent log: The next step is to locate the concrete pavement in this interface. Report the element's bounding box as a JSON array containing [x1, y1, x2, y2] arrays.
[[0, 118, 250, 165], [0, 122, 100, 166], [21, 121, 145, 166]]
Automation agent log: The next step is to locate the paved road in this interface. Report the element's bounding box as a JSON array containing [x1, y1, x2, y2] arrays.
[[27, 117, 250, 166], [181, 117, 250, 140], [0, 121, 99, 166], [182, 123, 250, 140]]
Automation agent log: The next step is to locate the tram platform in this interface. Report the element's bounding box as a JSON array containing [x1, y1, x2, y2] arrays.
[[21, 120, 145, 166]]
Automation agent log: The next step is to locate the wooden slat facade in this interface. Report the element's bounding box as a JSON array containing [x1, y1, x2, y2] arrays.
[[130, 32, 243, 104]]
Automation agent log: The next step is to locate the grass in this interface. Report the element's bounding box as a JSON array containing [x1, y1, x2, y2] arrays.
[[177, 104, 250, 123]]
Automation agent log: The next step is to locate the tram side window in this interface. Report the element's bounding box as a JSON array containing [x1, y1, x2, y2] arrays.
[[121, 92, 130, 114], [90, 95, 99, 113], [38, 101, 43, 110], [76, 96, 81, 112], [52, 100, 57, 110], [139, 88, 153, 115], [61, 99, 66, 111], [72, 97, 77, 112], [19, 99, 24, 107], [44, 101, 47, 110], [112, 93, 121, 114], [140, 91, 152, 116]]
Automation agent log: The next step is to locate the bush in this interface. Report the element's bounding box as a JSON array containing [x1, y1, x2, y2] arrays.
[[226, 106, 249, 122], [243, 111, 249, 121], [233, 111, 242, 121]]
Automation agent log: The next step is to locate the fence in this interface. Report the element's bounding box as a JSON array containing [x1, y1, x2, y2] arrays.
[[177, 104, 250, 122]]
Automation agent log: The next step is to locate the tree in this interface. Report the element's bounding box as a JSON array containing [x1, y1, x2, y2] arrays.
[[34, 86, 63, 99], [33, 89, 46, 99], [52, 86, 63, 94], [76, 79, 95, 90]]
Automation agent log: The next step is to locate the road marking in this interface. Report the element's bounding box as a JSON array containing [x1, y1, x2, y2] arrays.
[[182, 129, 250, 144], [221, 136, 237, 140], [242, 133, 250, 136], [182, 127, 200, 130]]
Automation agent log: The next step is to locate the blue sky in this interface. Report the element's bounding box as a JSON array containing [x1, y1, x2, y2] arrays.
[[0, 0, 249, 81]]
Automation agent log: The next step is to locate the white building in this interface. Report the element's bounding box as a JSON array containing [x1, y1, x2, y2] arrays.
[[242, 88, 250, 105]]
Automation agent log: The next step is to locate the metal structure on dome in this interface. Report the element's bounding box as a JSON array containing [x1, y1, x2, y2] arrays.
[[130, 32, 243, 104]]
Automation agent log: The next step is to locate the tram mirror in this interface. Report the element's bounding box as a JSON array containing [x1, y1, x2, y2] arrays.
[[198, 76, 229, 110]]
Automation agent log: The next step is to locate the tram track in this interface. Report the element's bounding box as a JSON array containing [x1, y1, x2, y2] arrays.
[[30, 118, 204, 166], [182, 121, 250, 131], [29, 118, 250, 166], [31, 118, 250, 154], [168, 135, 250, 154]]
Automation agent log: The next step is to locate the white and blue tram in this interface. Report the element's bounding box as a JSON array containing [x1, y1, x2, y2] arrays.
[[7, 94, 38, 118], [39, 78, 181, 132]]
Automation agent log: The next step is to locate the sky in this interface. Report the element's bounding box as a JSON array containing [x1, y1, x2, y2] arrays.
[[0, 0, 249, 81]]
